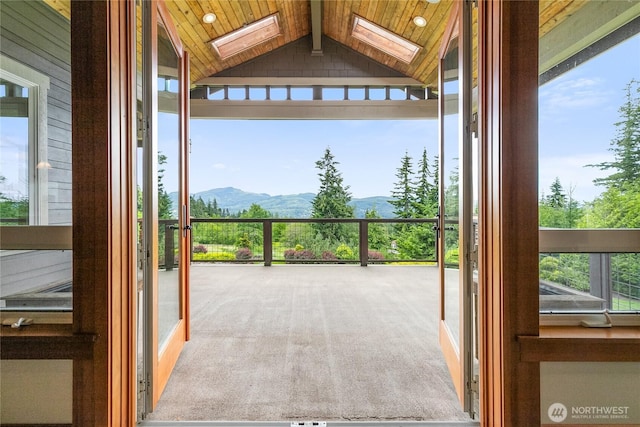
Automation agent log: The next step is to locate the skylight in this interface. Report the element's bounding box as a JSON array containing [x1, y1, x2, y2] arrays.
[[210, 14, 281, 60], [351, 15, 421, 64]]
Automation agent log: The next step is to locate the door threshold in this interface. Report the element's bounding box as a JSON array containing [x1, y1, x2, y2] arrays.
[[139, 421, 480, 427]]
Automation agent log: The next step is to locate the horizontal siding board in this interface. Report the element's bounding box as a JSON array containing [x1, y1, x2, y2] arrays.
[[0, 3, 70, 65], [48, 116, 72, 132], [48, 146, 72, 163]]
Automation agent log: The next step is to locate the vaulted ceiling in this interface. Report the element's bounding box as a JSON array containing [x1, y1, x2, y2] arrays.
[[44, 0, 608, 90]]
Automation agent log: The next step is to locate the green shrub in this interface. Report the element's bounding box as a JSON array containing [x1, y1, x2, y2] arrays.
[[335, 243, 354, 260], [444, 247, 459, 265], [192, 251, 235, 261]]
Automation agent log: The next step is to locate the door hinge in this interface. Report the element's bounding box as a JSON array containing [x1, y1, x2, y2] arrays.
[[470, 112, 478, 137], [470, 374, 479, 393], [138, 374, 149, 397], [468, 243, 478, 270]]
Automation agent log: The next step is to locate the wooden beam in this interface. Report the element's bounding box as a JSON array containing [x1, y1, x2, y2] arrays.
[[310, 0, 323, 55], [190, 99, 437, 119], [195, 76, 425, 86]]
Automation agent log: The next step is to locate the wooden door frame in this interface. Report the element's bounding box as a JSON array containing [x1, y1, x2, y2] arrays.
[[72, 0, 137, 425], [477, 0, 540, 425]]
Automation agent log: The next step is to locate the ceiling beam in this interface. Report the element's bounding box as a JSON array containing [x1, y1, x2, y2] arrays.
[[539, 0, 640, 76], [310, 0, 323, 56], [195, 77, 424, 86], [190, 99, 438, 120]]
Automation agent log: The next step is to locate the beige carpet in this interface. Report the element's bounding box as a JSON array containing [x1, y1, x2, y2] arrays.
[[148, 265, 471, 422]]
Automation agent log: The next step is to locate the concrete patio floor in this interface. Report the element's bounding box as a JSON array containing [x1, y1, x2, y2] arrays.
[[148, 264, 471, 422]]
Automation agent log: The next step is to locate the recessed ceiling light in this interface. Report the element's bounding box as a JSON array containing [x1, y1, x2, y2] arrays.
[[413, 16, 427, 27], [203, 13, 216, 24], [351, 15, 421, 64], [210, 14, 281, 60], [426, 0, 441, 3]]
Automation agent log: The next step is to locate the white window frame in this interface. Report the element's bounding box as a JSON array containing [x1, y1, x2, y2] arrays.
[[0, 54, 50, 225]]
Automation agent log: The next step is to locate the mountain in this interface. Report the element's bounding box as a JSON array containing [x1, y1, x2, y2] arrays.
[[171, 187, 395, 218]]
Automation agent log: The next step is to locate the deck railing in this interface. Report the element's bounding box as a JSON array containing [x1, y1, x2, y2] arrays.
[[159, 217, 439, 267]]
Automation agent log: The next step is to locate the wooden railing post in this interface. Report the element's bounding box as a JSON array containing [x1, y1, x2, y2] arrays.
[[359, 220, 368, 266], [263, 219, 272, 266]]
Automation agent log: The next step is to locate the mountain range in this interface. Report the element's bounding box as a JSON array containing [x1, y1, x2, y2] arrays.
[[172, 187, 395, 218]]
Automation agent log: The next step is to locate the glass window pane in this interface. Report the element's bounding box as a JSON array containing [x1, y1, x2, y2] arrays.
[[1, 2, 72, 313], [538, 2, 640, 313]]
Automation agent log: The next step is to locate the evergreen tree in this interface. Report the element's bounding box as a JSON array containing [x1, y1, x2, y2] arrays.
[[539, 178, 583, 228], [414, 148, 437, 217], [546, 177, 566, 208], [158, 153, 173, 219], [430, 155, 439, 209], [591, 80, 640, 190], [311, 147, 354, 241], [364, 207, 389, 250], [389, 151, 415, 219], [241, 203, 272, 218]]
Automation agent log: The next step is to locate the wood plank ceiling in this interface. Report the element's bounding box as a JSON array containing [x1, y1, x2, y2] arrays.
[[44, 0, 587, 89]]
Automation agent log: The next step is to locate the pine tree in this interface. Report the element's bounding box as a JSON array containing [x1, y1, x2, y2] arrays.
[[591, 80, 640, 190], [414, 148, 437, 217], [311, 147, 354, 241], [158, 152, 173, 219], [389, 151, 415, 219], [546, 177, 566, 208]]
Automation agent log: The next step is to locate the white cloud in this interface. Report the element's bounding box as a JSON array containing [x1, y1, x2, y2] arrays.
[[539, 152, 614, 202], [212, 163, 226, 169], [539, 77, 614, 116]]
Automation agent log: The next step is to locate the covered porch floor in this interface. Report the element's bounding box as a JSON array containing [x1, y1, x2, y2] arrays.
[[148, 264, 470, 422]]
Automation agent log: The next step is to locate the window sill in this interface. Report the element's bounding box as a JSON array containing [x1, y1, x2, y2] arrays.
[[0, 324, 95, 359], [518, 326, 640, 362]]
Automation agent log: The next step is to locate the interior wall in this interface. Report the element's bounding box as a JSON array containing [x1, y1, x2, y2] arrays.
[[0, 360, 72, 424]]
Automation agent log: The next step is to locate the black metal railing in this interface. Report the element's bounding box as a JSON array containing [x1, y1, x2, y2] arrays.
[[184, 218, 439, 266]]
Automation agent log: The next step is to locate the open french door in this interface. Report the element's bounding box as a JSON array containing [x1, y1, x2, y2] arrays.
[[138, 0, 191, 418], [437, 0, 477, 418]]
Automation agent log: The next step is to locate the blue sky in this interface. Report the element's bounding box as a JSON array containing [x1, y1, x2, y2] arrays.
[[187, 119, 439, 199], [538, 33, 640, 202]]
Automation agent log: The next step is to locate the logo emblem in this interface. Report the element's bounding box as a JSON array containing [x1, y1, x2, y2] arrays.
[[548, 403, 568, 423]]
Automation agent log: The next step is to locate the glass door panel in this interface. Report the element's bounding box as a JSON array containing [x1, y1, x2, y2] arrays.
[[438, 0, 475, 417], [156, 21, 181, 352], [139, 1, 190, 417], [442, 36, 461, 347]]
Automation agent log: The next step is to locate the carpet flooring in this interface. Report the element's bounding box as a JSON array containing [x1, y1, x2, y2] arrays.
[[148, 265, 471, 422]]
